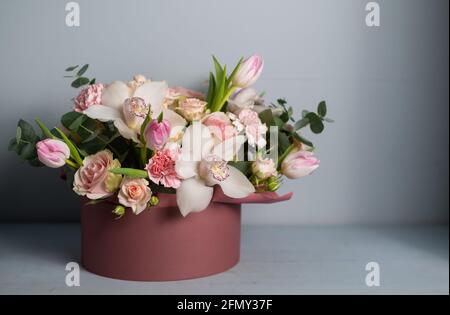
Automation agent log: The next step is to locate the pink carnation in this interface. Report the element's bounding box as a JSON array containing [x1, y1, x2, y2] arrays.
[[145, 149, 181, 189], [73, 83, 104, 112]]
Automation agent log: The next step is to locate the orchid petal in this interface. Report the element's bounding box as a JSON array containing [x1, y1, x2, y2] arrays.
[[176, 178, 214, 217], [83, 105, 121, 122], [101, 81, 130, 109], [218, 165, 255, 198], [175, 160, 199, 179], [114, 119, 139, 143], [134, 81, 168, 113]]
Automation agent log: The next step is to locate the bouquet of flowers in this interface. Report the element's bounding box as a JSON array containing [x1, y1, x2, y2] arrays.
[[8, 55, 332, 218]]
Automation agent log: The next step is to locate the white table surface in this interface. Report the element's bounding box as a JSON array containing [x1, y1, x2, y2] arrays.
[[0, 224, 448, 295]]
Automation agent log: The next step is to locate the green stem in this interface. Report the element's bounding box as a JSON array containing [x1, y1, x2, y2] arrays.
[[65, 159, 78, 169], [277, 143, 297, 169], [35, 118, 56, 139], [212, 86, 236, 112]]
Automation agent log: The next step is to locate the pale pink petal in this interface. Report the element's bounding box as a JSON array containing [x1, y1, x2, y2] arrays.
[[218, 166, 255, 198], [83, 105, 121, 122], [175, 160, 199, 179], [176, 178, 214, 217], [101, 81, 130, 109], [114, 119, 139, 142], [134, 81, 168, 113]]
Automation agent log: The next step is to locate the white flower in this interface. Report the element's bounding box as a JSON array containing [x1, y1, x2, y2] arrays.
[[83, 78, 186, 143], [175, 123, 255, 217]]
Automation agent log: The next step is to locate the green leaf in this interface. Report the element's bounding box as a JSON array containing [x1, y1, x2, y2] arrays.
[[259, 109, 276, 127], [54, 127, 83, 166], [109, 168, 148, 179], [71, 77, 90, 88], [293, 133, 314, 148], [318, 101, 327, 117], [157, 111, 164, 123], [8, 138, 18, 152], [28, 157, 43, 167], [226, 56, 243, 87], [18, 120, 36, 141], [294, 118, 309, 130], [65, 65, 79, 71], [61, 112, 86, 131], [15, 127, 22, 143], [278, 132, 291, 154], [302, 110, 310, 118], [273, 116, 285, 128], [324, 117, 335, 123], [306, 113, 324, 134], [76, 64, 89, 77], [212, 55, 223, 81], [19, 143, 35, 160], [35, 118, 56, 139], [89, 78, 96, 85], [212, 64, 227, 111], [206, 72, 216, 106], [277, 98, 287, 106]]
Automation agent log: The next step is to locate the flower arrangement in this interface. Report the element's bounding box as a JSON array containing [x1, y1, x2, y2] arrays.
[[8, 55, 332, 218]]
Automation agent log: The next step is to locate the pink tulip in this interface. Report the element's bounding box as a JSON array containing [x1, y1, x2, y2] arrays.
[[36, 139, 70, 168], [144, 119, 171, 150], [232, 54, 264, 88], [281, 150, 320, 179]]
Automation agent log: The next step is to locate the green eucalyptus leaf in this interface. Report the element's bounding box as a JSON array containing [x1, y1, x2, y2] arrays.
[[18, 120, 36, 141], [77, 64, 89, 76], [19, 143, 35, 160], [71, 77, 90, 88], [318, 101, 327, 117], [324, 117, 335, 123], [15, 127, 22, 143], [65, 65, 79, 72], [306, 113, 324, 134], [89, 78, 96, 84], [294, 118, 310, 130]]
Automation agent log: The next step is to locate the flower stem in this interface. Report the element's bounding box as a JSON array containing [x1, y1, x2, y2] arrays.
[[277, 143, 297, 170], [65, 159, 78, 169]]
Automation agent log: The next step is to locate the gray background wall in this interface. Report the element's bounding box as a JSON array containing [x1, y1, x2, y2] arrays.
[[0, 0, 448, 224]]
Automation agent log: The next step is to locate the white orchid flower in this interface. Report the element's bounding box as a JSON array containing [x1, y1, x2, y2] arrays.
[[175, 122, 255, 217], [83, 79, 186, 143]]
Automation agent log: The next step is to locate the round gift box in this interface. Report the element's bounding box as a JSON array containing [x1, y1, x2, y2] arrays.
[[81, 189, 292, 281]]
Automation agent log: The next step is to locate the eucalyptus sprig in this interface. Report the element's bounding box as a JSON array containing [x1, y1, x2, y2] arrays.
[[65, 64, 96, 88]]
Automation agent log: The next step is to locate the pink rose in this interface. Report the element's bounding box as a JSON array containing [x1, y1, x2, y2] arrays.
[[281, 150, 320, 179], [144, 119, 171, 150], [73, 150, 122, 199], [36, 139, 70, 168], [176, 98, 208, 122], [73, 83, 104, 112], [202, 112, 237, 141], [232, 54, 264, 88], [164, 87, 205, 108], [145, 148, 181, 189], [252, 155, 277, 180], [118, 177, 152, 215]]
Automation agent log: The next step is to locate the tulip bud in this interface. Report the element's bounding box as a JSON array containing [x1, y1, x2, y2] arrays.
[[281, 149, 320, 179], [232, 55, 264, 88], [36, 139, 71, 168], [144, 119, 171, 150]]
